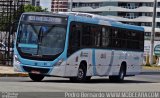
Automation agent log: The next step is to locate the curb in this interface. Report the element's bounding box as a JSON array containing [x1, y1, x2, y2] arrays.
[[141, 71, 160, 75], [142, 66, 160, 70], [0, 73, 28, 77]]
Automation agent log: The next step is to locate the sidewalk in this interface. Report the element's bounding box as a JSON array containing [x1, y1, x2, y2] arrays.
[[141, 66, 160, 75], [0, 65, 28, 77]]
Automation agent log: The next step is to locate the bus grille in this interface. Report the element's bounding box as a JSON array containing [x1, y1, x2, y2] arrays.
[[23, 66, 50, 74]]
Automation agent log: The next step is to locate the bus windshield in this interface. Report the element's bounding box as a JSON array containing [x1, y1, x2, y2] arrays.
[[16, 14, 67, 60]]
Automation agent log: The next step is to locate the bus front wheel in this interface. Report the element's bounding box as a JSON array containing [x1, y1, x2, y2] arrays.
[[29, 73, 45, 82], [70, 65, 87, 82]]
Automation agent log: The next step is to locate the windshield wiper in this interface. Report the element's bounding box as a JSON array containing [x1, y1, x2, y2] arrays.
[[37, 27, 43, 55], [36, 25, 58, 55]]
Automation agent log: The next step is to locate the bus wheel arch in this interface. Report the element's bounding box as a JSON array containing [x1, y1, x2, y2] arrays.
[[121, 61, 127, 76], [79, 60, 87, 73], [109, 61, 127, 82], [70, 60, 89, 82], [118, 61, 127, 81], [77, 60, 87, 81]]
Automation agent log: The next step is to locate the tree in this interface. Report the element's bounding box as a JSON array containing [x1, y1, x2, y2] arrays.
[[24, 4, 48, 12], [0, 4, 48, 32]]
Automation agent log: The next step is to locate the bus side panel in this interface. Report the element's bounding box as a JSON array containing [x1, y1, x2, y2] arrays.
[[125, 52, 142, 75], [94, 50, 113, 76], [65, 50, 92, 77], [109, 50, 124, 76], [49, 61, 67, 76], [108, 51, 143, 76], [125, 51, 135, 75]]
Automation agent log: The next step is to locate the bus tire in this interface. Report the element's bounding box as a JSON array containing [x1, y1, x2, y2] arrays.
[[70, 76, 91, 83], [86, 76, 91, 81], [29, 73, 45, 82], [109, 65, 126, 82], [70, 64, 87, 82], [77, 64, 87, 82]]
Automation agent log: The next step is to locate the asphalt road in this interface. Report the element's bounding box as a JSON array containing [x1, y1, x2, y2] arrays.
[[0, 74, 160, 92]]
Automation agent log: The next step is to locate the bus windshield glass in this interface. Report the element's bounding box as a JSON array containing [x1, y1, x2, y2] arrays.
[[16, 14, 67, 60]]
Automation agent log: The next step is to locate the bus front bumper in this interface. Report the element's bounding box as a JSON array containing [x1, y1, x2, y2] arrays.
[[14, 63, 67, 77]]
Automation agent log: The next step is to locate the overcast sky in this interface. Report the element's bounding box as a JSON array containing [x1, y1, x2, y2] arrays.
[[40, 0, 52, 11]]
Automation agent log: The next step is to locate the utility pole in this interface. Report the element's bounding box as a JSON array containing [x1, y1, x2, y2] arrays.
[[150, 0, 157, 65], [57, 0, 59, 12], [69, 0, 73, 12]]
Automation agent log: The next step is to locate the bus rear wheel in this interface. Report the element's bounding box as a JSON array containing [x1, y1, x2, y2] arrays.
[[109, 65, 125, 82], [29, 73, 45, 82]]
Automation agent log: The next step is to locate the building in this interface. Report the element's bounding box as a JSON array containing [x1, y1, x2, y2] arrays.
[[51, 0, 68, 12], [40, 0, 68, 12], [30, 0, 40, 6], [69, 0, 160, 40]]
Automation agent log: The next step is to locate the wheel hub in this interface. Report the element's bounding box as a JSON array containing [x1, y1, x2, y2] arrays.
[[78, 69, 84, 80]]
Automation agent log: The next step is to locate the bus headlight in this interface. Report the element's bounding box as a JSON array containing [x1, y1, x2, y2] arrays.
[[14, 55, 21, 64], [55, 59, 64, 66]]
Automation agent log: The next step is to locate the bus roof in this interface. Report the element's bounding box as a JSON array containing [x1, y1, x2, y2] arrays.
[[22, 12, 68, 17], [22, 12, 144, 32]]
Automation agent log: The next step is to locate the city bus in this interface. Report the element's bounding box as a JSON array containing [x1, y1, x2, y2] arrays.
[[13, 12, 144, 82]]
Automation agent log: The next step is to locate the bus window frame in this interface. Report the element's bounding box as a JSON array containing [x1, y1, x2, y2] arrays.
[[67, 21, 144, 57]]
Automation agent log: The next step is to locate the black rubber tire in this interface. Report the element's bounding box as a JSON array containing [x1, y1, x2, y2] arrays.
[[69, 77, 77, 82], [86, 76, 91, 81], [70, 76, 91, 83], [109, 66, 125, 82], [29, 73, 45, 82], [69, 65, 87, 83]]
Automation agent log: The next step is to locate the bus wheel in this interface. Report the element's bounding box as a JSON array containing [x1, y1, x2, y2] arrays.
[[29, 73, 45, 82], [109, 65, 125, 82], [77, 65, 86, 81], [70, 76, 90, 82], [86, 76, 91, 81], [70, 65, 87, 82]]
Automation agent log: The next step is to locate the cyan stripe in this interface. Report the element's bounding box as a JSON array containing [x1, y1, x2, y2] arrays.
[[92, 49, 96, 76], [18, 43, 38, 48], [106, 51, 114, 75]]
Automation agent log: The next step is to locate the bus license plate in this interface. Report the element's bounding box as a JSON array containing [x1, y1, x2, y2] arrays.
[[31, 70, 40, 74]]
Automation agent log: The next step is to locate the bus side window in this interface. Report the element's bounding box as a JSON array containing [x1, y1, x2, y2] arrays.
[[68, 23, 81, 57], [102, 27, 110, 48], [81, 25, 91, 46]]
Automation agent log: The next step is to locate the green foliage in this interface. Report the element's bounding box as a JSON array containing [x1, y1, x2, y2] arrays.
[[0, 4, 47, 31], [24, 4, 48, 12], [0, 14, 14, 31]]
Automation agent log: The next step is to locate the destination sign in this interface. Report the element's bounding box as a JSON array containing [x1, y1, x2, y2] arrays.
[[28, 16, 62, 22], [22, 14, 67, 24]]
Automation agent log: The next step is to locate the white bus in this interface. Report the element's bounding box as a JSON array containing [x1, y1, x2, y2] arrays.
[[13, 12, 144, 82]]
